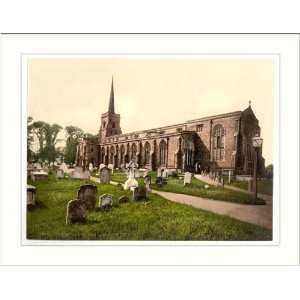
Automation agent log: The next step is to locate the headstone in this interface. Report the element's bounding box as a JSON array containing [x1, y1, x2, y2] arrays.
[[30, 170, 48, 182], [27, 185, 36, 208], [99, 167, 111, 184], [157, 168, 163, 177], [66, 199, 87, 224], [204, 184, 209, 189], [183, 172, 192, 186], [99, 194, 113, 209], [155, 176, 163, 187], [132, 186, 147, 201], [228, 170, 232, 184], [56, 169, 64, 179], [88, 162, 94, 172], [162, 169, 168, 178], [144, 175, 152, 192], [99, 163, 106, 170], [118, 195, 129, 203], [60, 162, 68, 173], [71, 167, 90, 179], [107, 164, 114, 174], [77, 184, 97, 210]]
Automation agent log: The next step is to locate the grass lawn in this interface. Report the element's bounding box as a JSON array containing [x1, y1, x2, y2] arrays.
[[110, 171, 265, 205], [225, 178, 273, 196], [27, 176, 271, 240]]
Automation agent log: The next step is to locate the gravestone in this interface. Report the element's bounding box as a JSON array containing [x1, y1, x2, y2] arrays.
[[88, 162, 94, 172], [107, 164, 114, 174], [228, 170, 232, 184], [162, 169, 168, 178], [56, 169, 64, 179], [204, 184, 209, 189], [31, 170, 48, 182], [157, 168, 163, 177], [183, 172, 192, 186], [132, 186, 147, 201], [27, 185, 36, 208], [71, 167, 90, 179], [77, 184, 97, 210], [118, 195, 129, 203], [99, 194, 113, 209], [144, 175, 152, 192], [60, 162, 68, 173], [99, 163, 106, 170], [155, 176, 163, 187], [66, 199, 87, 224], [99, 167, 111, 184]]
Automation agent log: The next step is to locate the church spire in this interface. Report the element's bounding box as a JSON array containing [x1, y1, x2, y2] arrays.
[[108, 77, 115, 113]]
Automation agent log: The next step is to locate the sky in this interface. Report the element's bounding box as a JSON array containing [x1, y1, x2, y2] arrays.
[[28, 56, 274, 165]]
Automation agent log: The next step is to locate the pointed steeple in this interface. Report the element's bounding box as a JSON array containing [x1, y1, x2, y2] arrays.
[[108, 77, 115, 113]]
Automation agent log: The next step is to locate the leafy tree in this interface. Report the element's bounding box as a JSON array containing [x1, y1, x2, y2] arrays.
[[83, 133, 98, 144], [42, 123, 63, 163], [27, 116, 34, 161], [265, 164, 273, 179], [32, 121, 47, 159], [64, 126, 84, 164]]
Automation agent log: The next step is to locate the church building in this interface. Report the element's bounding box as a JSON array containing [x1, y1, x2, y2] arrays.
[[76, 79, 265, 175]]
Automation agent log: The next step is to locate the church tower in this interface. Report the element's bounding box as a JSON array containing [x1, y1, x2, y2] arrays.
[[99, 78, 122, 143]]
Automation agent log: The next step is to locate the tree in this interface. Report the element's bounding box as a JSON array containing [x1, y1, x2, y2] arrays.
[[31, 121, 62, 162], [64, 126, 84, 164], [27, 116, 34, 161], [265, 164, 273, 180], [83, 133, 98, 144]]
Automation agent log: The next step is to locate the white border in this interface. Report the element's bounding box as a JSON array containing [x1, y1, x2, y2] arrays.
[[1, 34, 298, 265]]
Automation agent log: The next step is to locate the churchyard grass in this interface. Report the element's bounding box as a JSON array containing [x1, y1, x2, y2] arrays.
[[110, 172, 265, 205], [225, 177, 273, 196], [27, 176, 271, 240]]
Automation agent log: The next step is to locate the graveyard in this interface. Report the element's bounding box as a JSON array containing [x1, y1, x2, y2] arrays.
[[110, 171, 266, 205], [27, 164, 272, 241]]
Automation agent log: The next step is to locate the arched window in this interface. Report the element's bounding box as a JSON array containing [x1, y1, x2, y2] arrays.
[[144, 142, 151, 165], [213, 125, 225, 160], [159, 140, 167, 165], [131, 143, 137, 162], [110, 146, 115, 164], [120, 144, 125, 164]]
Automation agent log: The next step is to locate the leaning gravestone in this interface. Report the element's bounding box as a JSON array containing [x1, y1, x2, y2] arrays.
[[27, 185, 36, 208], [99, 194, 113, 209], [56, 169, 64, 179], [77, 184, 97, 210], [144, 175, 152, 192], [133, 186, 147, 201], [99, 167, 111, 184], [183, 172, 192, 186], [66, 199, 87, 224]]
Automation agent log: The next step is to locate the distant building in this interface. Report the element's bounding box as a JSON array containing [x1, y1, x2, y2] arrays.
[[76, 79, 265, 175]]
